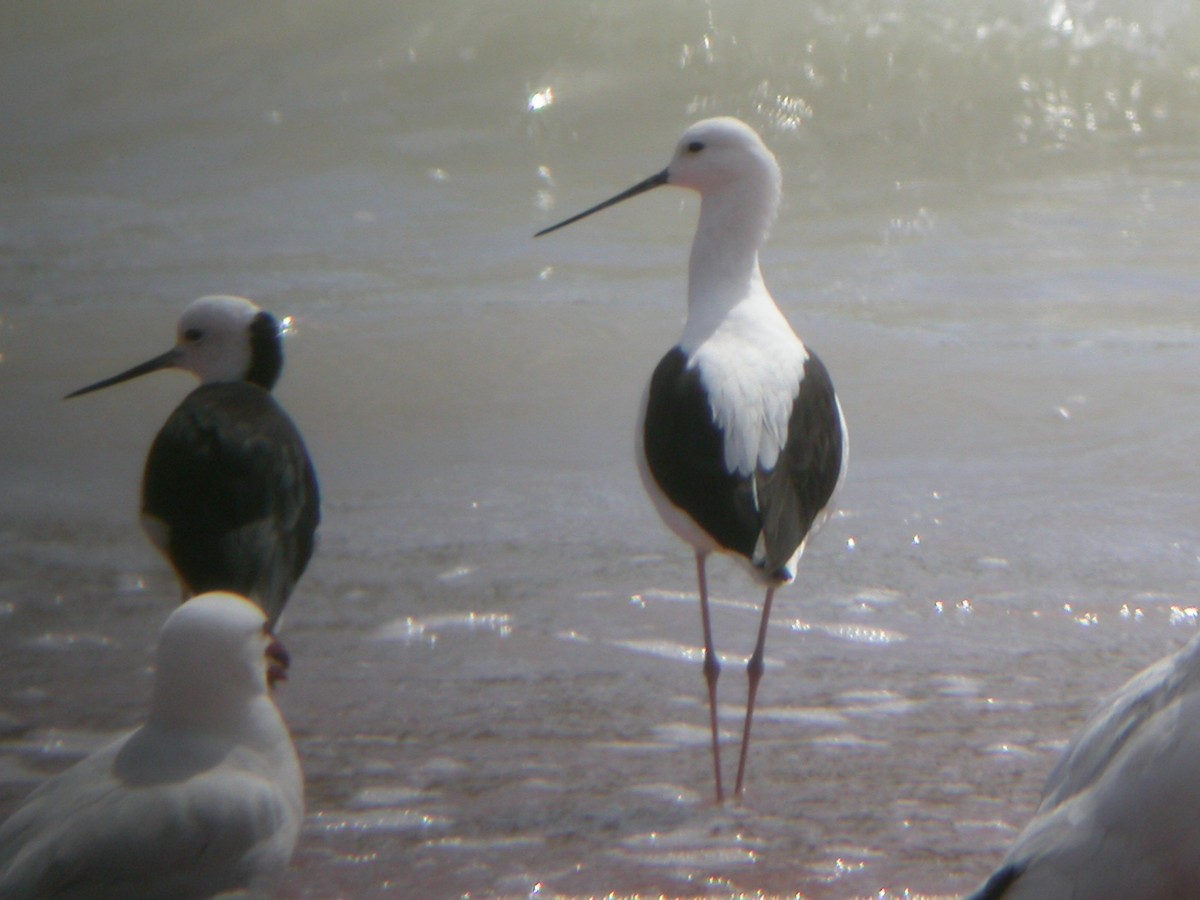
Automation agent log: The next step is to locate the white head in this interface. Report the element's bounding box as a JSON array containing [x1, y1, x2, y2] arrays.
[[172, 295, 264, 384], [664, 117, 782, 202], [150, 592, 289, 728], [535, 116, 782, 244], [65, 295, 285, 400]]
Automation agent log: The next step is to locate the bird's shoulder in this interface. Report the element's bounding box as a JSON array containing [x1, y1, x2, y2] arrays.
[[159, 383, 303, 446], [1038, 633, 1200, 811], [644, 346, 729, 473], [144, 383, 316, 501]]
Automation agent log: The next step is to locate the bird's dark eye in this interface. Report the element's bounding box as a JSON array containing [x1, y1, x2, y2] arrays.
[[183, 328, 203, 342], [687, 140, 705, 154]]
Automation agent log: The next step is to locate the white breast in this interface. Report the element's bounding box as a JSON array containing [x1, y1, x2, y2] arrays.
[[685, 299, 807, 477]]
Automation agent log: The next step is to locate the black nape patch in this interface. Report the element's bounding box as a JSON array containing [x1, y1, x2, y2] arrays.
[[246, 312, 284, 390]]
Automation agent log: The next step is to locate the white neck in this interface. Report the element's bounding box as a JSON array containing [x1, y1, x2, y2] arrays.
[[682, 183, 777, 350], [148, 669, 269, 740]]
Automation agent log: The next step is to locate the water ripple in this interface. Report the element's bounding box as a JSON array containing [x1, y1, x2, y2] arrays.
[[308, 808, 452, 836], [7, 728, 118, 759], [813, 621, 907, 645], [28, 632, 114, 651], [624, 782, 702, 806], [349, 786, 435, 808], [753, 705, 848, 728], [809, 733, 890, 750], [613, 824, 763, 869], [838, 689, 918, 717], [374, 611, 513, 642]]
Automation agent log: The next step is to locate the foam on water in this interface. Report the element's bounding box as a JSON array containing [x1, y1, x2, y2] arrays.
[[308, 809, 452, 836], [349, 786, 435, 808], [374, 611, 514, 642]]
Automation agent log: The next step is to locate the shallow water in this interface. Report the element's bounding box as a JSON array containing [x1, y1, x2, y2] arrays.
[[5, 2, 1200, 897]]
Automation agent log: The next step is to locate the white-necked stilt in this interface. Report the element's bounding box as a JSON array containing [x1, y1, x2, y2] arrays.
[[537, 117, 847, 801], [0, 592, 303, 899], [968, 631, 1200, 899], [66, 295, 320, 628]]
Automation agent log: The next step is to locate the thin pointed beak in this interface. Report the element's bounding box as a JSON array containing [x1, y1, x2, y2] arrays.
[[534, 167, 670, 237], [63, 348, 182, 400]]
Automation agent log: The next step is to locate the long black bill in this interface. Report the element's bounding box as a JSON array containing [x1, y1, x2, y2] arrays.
[[64, 348, 181, 400], [534, 167, 670, 237]]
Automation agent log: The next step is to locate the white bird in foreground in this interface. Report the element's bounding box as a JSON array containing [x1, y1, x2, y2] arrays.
[[537, 117, 847, 802], [968, 631, 1200, 899], [0, 592, 304, 899]]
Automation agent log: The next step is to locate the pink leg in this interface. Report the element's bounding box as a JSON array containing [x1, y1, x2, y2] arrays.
[[733, 586, 776, 800], [695, 552, 724, 804]]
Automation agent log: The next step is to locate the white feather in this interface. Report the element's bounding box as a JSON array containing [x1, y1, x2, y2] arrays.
[[682, 279, 807, 479], [977, 631, 1200, 899]]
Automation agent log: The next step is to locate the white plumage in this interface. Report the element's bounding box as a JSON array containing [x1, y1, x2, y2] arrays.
[[970, 631, 1200, 899], [688, 305, 810, 478], [0, 592, 304, 899]]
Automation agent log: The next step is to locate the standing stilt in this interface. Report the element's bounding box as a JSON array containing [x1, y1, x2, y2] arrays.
[[537, 117, 847, 800], [65, 295, 320, 630]]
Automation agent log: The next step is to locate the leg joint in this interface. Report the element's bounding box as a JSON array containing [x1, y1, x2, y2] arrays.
[[745, 651, 764, 681], [703, 651, 721, 682]]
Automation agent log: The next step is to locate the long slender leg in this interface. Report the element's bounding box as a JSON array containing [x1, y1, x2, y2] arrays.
[[733, 586, 776, 799], [695, 551, 724, 804]]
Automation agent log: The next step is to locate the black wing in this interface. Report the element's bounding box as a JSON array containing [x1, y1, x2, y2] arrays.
[[142, 382, 319, 625], [643, 347, 844, 581], [753, 350, 844, 579], [642, 347, 761, 558]]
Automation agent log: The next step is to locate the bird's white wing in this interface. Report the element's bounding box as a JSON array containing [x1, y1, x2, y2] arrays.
[[1037, 633, 1200, 812], [997, 689, 1200, 899], [0, 732, 300, 900], [978, 635, 1200, 899]]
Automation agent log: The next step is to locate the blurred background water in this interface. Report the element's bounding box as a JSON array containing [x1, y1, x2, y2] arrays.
[[4, 1, 1200, 897]]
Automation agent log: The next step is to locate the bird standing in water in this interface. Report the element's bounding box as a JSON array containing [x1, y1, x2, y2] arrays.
[[537, 117, 847, 802], [67, 295, 320, 629]]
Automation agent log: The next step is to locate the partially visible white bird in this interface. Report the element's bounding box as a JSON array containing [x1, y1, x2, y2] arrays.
[[0, 592, 304, 899], [968, 632, 1200, 899]]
